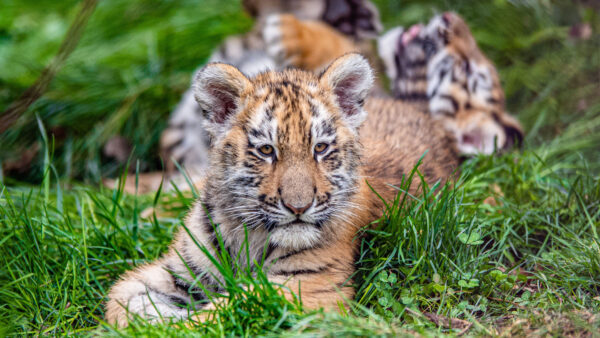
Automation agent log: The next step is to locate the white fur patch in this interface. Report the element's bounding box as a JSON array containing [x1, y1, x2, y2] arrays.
[[246, 102, 279, 161], [124, 291, 190, 323], [209, 36, 275, 77], [269, 223, 322, 251], [163, 90, 210, 169], [427, 51, 455, 116]]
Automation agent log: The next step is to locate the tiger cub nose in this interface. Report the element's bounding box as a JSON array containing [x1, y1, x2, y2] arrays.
[[282, 200, 312, 215]]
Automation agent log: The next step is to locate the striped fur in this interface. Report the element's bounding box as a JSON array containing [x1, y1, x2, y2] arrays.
[[105, 54, 459, 327]]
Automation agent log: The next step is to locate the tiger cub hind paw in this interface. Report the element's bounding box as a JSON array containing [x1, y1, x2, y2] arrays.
[[263, 14, 303, 68], [263, 14, 358, 72]]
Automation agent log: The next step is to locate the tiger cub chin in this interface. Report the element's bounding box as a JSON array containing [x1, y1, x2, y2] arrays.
[[105, 54, 458, 327]]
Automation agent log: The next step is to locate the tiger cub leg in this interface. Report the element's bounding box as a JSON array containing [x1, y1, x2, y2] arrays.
[[378, 24, 429, 105], [263, 14, 359, 72], [105, 256, 202, 327]]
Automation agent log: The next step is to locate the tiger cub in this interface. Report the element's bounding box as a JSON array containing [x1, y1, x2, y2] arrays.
[[105, 54, 458, 327]]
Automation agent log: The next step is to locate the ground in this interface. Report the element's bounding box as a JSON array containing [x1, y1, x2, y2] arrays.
[[0, 0, 599, 336]]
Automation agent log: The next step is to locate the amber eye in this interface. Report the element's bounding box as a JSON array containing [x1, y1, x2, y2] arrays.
[[258, 145, 274, 156], [314, 143, 329, 154]]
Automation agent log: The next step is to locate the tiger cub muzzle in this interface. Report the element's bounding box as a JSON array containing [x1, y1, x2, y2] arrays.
[[261, 163, 332, 228]]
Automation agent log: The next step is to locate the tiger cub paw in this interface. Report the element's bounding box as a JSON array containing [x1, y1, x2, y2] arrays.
[[263, 14, 306, 69], [263, 14, 357, 72]]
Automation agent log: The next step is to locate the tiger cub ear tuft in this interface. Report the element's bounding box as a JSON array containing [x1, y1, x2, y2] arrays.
[[319, 53, 374, 130], [192, 63, 251, 128]]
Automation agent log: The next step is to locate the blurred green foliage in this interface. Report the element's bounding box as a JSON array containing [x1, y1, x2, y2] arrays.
[[1, 0, 252, 182]]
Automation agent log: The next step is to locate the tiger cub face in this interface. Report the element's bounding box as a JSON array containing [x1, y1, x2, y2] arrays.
[[379, 12, 523, 155], [192, 54, 373, 250]]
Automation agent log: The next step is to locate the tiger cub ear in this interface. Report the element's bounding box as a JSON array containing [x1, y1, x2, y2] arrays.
[[319, 53, 374, 130], [192, 63, 251, 136]]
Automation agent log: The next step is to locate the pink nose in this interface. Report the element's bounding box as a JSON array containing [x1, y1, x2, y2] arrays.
[[402, 23, 422, 45], [283, 201, 311, 215]]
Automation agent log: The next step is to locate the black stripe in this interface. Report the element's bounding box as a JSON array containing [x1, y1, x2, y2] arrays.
[[321, 123, 335, 137], [394, 49, 402, 76], [439, 94, 459, 112], [245, 150, 263, 161], [233, 175, 261, 187], [429, 68, 448, 98], [405, 59, 427, 68], [262, 242, 277, 262], [274, 263, 332, 276], [310, 102, 320, 117], [275, 247, 313, 261], [487, 97, 499, 104], [310, 288, 336, 293], [310, 281, 347, 294], [144, 286, 189, 307], [491, 111, 501, 124], [394, 91, 428, 101], [173, 278, 206, 302], [162, 137, 183, 154], [321, 149, 339, 162], [404, 74, 428, 80], [200, 201, 216, 237], [246, 136, 256, 148], [249, 128, 265, 139]]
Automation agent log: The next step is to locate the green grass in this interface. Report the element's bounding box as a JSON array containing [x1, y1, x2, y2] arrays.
[[1, 0, 599, 336]]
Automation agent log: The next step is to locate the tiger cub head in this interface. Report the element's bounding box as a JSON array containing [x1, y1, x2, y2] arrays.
[[192, 53, 373, 250], [379, 12, 524, 155]]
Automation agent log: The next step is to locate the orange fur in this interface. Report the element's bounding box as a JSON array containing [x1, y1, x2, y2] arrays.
[[276, 14, 358, 71]]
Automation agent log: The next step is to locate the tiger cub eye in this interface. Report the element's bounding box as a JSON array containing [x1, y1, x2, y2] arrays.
[[314, 143, 329, 154], [258, 145, 274, 156]]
